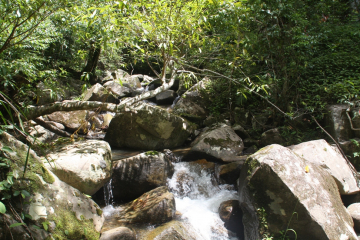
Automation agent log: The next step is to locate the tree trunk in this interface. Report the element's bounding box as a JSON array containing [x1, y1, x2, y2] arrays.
[[82, 43, 101, 84]]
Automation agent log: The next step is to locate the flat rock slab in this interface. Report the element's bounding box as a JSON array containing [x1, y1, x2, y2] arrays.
[[239, 144, 357, 240], [46, 140, 112, 195], [288, 139, 360, 195]]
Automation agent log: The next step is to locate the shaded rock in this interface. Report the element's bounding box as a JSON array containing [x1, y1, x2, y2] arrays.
[[260, 128, 286, 147], [219, 200, 244, 239], [325, 104, 353, 141], [105, 101, 195, 150], [156, 90, 177, 105], [47, 110, 89, 133], [119, 186, 175, 224], [351, 108, 360, 138], [234, 107, 251, 127], [243, 138, 260, 148], [83, 83, 117, 103], [339, 139, 360, 170], [243, 145, 258, 155], [348, 203, 360, 232], [288, 139, 360, 195], [144, 220, 197, 240], [99, 227, 136, 240], [103, 81, 132, 98], [0, 132, 104, 240], [238, 144, 357, 240], [251, 113, 269, 130], [232, 124, 251, 139], [173, 80, 209, 122], [189, 123, 244, 162], [36, 82, 64, 105], [219, 161, 242, 185], [46, 140, 112, 195], [28, 125, 56, 143], [111, 151, 174, 201], [0, 213, 49, 240]]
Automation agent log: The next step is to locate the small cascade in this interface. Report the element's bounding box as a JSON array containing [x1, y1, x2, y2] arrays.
[[104, 179, 114, 206], [167, 162, 239, 240], [170, 95, 181, 109]]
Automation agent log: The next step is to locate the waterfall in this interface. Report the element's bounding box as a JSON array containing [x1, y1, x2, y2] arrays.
[[167, 162, 240, 240], [170, 95, 181, 109], [104, 179, 114, 206]]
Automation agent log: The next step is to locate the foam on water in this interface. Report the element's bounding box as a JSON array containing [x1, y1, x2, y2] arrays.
[[168, 162, 239, 240]]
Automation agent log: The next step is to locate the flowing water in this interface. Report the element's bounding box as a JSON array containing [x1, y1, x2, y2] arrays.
[[167, 162, 239, 240], [102, 158, 240, 239]]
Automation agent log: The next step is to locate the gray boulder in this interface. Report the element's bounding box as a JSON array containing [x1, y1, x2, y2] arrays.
[[238, 144, 357, 240], [0, 132, 104, 240], [103, 80, 132, 98], [83, 83, 117, 103], [348, 203, 360, 233], [99, 227, 136, 240], [111, 151, 174, 201], [47, 109, 89, 133], [260, 128, 286, 147], [118, 186, 175, 224], [156, 90, 177, 105], [46, 140, 112, 195], [326, 104, 353, 141], [105, 101, 195, 150], [144, 220, 197, 240], [173, 80, 209, 121], [189, 123, 244, 162], [288, 139, 360, 195]]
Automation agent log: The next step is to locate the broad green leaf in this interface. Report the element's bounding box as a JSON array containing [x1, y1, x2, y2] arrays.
[[10, 222, 26, 228], [0, 201, 6, 214]]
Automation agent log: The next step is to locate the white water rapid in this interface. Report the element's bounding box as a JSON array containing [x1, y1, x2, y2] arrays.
[[167, 162, 240, 240]]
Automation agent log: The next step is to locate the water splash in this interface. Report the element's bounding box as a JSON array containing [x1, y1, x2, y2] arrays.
[[168, 162, 239, 240], [104, 179, 114, 206]]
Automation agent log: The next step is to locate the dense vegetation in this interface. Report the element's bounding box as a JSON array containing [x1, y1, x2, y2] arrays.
[[0, 0, 359, 215]]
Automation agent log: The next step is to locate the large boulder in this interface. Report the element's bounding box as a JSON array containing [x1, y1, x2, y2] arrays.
[[238, 144, 357, 240], [219, 200, 244, 239], [187, 123, 244, 162], [288, 139, 360, 195], [347, 203, 360, 232], [83, 83, 117, 103], [325, 104, 353, 141], [0, 132, 104, 240], [118, 186, 175, 224], [46, 140, 112, 195], [99, 227, 136, 240], [47, 110, 89, 133], [103, 80, 132, 98], [105, 101, 195, 150], [144, 220, 197, 240], [260, 128, 286, 147], [156, 90, 177, 105], [111, 151, 174, 201], [173, 80, 209, 122]]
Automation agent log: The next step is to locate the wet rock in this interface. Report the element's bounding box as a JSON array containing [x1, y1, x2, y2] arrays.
[[46, 140, 112, 195], [47, 110, 89, 133], [83, 83, 117, 103], [219, 161, 242, 185], [348, 203, 360, 232], [156, 90, 177, 105], [105, 101, 195, 150], [260, 128, 286, 147], [99, 227, 136, 240], [288, 139, 360, 195], [325, 104, 353, 141], [103, 80, 132, 98], [119, 186, 175, 224], [111, 151, 174, 201], [173, 79, 209, 122], [238, 144, 357, 240], [189, 123, 244, 162], [219, 200, 244, 239], [144, 220, 197, 240], [0, 132, 104, 240]]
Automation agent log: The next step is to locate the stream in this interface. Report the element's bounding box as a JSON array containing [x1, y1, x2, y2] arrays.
[[101, 149, 240, 239]]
